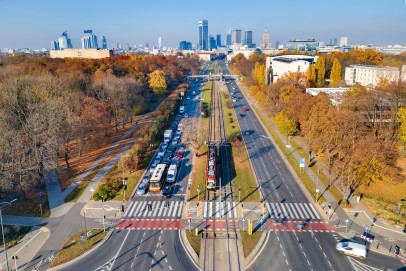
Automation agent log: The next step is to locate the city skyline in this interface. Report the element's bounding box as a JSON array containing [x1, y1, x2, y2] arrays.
[[0, 0, 406, 49]]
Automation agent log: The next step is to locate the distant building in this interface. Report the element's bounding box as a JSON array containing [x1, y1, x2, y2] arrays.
[[216, 34, 222, 47], [51, 41, 59, 50], [260, 27, 271, 48], [232, 30, 242, 45], [50, 48, 113, 59], [158, 37, 162, 50], [288, 39, 317, 52], [199, 20, 209, 50], [209, 35, 216, 50], [102, 36, 108, 49], [375, 45, 406, 55], [226, 29, 232, 47], [339, 37, 348, 47], [145, 43, 150, 49], [81, 30, 98, 49], [345, 65, 406, 87], [265, 55, 318, 84], [306, 88, 349, 106], [179, 41, 193, 50], [56, 31, 72, 50], [198, 52, 216, 61], [244, 31, 253, 48], [275, 41, 281, 49]]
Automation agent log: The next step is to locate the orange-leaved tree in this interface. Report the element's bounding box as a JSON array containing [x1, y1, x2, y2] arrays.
[[329, 58, 342, 87]]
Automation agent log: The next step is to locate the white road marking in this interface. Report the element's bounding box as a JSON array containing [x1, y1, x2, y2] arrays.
[[124, 201, 134, 217]]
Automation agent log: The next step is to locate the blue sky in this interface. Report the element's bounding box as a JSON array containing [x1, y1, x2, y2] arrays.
[[0, 0, 405, 49]]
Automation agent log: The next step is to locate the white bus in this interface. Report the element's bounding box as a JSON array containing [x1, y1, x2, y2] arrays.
[[149, 164, 166, 192]]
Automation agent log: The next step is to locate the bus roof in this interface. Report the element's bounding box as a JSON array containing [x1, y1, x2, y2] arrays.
[[151, 164, 166, 182]]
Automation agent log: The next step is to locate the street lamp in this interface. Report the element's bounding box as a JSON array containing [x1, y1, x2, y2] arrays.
[[1, 199, 17, 271], [83, 210, 87, 240], [316, 154, 320, 202], [397, 202, 403, 216]]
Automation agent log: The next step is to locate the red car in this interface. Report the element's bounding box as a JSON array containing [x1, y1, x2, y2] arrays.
[[242, 107, 247, 112], [175, 151, 183, 158]]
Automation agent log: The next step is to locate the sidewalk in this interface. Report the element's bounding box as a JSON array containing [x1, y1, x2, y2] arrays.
[[237, 81, 406, 257]]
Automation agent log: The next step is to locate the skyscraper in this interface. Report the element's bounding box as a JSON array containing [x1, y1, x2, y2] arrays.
[[199, 20, 208, 50], [81, 30, 98, 49], [226, 29, 232, 47], [244, 31, 253, 48], [232, 30, 242, 44], [102, 36, 107, 49], [339, 37, 348, 47], [209, 35, 216, 50], [260, 27, 271, 48], [57, 31, 72, 50], [216, 34, 222, 47], [51, 41, 59, 50], [158, 37, 162, 50]]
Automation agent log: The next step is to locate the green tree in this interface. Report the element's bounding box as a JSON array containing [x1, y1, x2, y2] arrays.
[[148, 70, 167, 95], [307, 64, 316, 88], [398, 107, 406, 150], [329, 58, 342, 87], [315, 56, 325, 88], [274, 111, 298, 137]]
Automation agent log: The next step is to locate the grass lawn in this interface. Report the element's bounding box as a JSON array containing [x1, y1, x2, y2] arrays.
[[185, 230, 202, 256], [0, 226, 32, 247], [3, 190, 51, 217], [189, 81, 211, 201], [221, 89, 259, 202], [52, 228, 108, 267], [240, 231, 262, 258]]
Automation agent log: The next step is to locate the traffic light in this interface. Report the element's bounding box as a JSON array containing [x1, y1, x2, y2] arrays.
[[395, 245, 400, 255]]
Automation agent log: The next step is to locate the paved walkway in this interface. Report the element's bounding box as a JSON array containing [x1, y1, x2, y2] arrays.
[[237, 81, 406, 257]]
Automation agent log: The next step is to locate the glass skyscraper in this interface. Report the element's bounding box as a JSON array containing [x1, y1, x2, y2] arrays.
[[199, 20, 208, 51], [216, 34, 221, 47], [226, 29, 232, 47], [244, 31, 253, 48], [232, 30, 242, 45], [81, 30, 98, 49], [56, 31, 72, 50], [102, 36, 107, 49], [209, 35, 216, 50]]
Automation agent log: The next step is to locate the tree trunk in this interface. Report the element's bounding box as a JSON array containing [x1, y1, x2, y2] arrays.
[[65, 149, 70, 168]]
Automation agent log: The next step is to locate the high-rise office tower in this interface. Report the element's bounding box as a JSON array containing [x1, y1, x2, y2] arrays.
[[51, 41, 59, 50], [275, 41, 281, 49], [199, 20, 209, 50], [158, 37, 162, 50], [333, 38, 339, 46], [260, 27, 271, 48], [216, 34, 222, 47], [57, 31, 72, 49], [232, 30, 242, 44], [102, 36, 107, 49], [226, 29, 232, 47], [145, 43, 150, 49], [81, 30, 98, 49], [244, 31, 253, 48], [339, 37, 348, 47], [209, 35, 216, 50]]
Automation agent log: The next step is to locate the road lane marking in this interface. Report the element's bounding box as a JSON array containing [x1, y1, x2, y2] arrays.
[[299, 203, 310, 219], [204, 201, 208, 218], [124, 201, 134, 217], [216, 202, 220, 217], [157, 201, 165, 217], [284, 203, 295, 219], [294, 203, 303, 218], [308, 203, 321, 219], [177, 201, 183, 217], [304, 203, 316, 219]]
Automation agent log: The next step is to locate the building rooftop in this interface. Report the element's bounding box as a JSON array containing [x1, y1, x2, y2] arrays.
[[348, 65, 399, 71], [272, 57, 315, 63]]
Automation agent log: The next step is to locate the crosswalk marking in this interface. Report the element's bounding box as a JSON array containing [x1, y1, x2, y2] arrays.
[[276, 204, 283, 217], [153, 202, 162, 217], [171, 202, 178, 217], [266, 202, 272, 215], [262, 202, 320, 221], [289, 203, 299, 219], [227, 202, 231, 218], [303, 203, 315, 219], [162, 203, 169, 217], [134, 201, 146, 217], [233, 202, 237, 218], [216, 202, 220, 217], [124, 202, 133, 217], [157, 202, 165, 217], [294, 203, 303, 218], [284, 203, 295, 219], [270, 203, 277, 218], [128, 201, 138, 217], [280, 204, 289, 219], [221, 202, 225, 217], [299, 203, 310, 219], [308, 204, 320, 219], [204, 202, 208, 218], [209, 202, 213, 218], [177, 202, 183, 217]]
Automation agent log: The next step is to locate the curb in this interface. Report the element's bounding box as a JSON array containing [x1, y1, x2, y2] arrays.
[[179, 230, 201, 269], [244, 230, 269, 266], [48, 229, 114, 271]]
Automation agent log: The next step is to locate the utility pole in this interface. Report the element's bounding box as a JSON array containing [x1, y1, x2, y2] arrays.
[[0, 199, 17, 271]]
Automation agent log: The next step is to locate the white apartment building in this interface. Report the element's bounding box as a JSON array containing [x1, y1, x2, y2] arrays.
[[344, 65, 406, 87], [306, 88, 349, 106], [265, 55, 318, 84]]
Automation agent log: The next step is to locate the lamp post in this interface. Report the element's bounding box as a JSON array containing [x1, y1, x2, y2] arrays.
[[316, 154, 320, 202], [239, 185, 241, 202], [1, 199, 17, 271], [83, 210, 87, 240], [397, 202, 403, 216]]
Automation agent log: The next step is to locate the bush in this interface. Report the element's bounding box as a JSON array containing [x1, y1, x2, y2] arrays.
[[228, 113, 232, 116], [93, 178, 123, 201], [229, 118, 233, 123]]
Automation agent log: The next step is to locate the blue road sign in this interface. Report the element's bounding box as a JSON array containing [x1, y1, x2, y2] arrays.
[[242, 218, 246, 222], [260, 218, 264, 222], [80, 233, 84, 240], [345, 218, 350, 223], [299, 158, 305, 168]]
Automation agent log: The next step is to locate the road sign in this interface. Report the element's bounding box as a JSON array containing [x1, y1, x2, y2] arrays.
[[345, 218, 350, 223], [242, 218, 246, 222], [80, 233, 84, 240], [260, 218, 264, 222], [87, 231, 92, 238], [299, 158, 305, 168], [361, 234, 373, 243], [188, 215, 192, 220], [315, 188, 319, 193]]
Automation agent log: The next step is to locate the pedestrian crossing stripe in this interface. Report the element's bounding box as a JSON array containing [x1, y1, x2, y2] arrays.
[[124, 201, 185, 218], [266, 202, 320, 220], [203, 201, 239, 219]]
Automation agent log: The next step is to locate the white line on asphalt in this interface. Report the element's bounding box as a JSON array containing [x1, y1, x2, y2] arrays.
[[171, 201, 179, 217], [177, 201, 183, 217], [143, 201, 152, 217], [216, 202, 220, 218], [157, 201, 165, 217], [284, 203, 295, 219], [299, 203, 310, 219], [280, 244, 282, 249], [127, 201, 138, 217], [303, 252, 307, 257], [165, 258, 168, 263], [307, 260, 311, 266], [233, 202, 237, 218], [294, 203, 304, 218], [304, 203, 316, 219], [109, 230, 131, 271], [290, 192, 293, 197], [124, 201, 134, 217], [204, 201, 207, 218], [134, 201, 146, 217], [308, 203, 321, 219], [152, 201, 161, 217], [228, 202, 232, 217], [286, 260, 289, 265]]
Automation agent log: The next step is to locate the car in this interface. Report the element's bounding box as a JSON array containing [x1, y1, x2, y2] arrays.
[[184, 113, 188, 118], [336, 241, 367, 259], [168, 144, 176, 151], [245, 129, 251, 135], [187, 96, 190, 100], [233, 99, 237, 103], [153, 156, 162, 165], [158, 148, 166, 156], [136, 182, 148, 195], [171, 157, 181, 168], [242, 107, 247, 112], [165, 150, 173, 158], [162, 185, 172, 197], [142, 172, 151, 183], [149, 163, 157, 173], [296, 222, 306, 230], [162, 142, 169, 149], [239, 114, 245, 117], [170, 124, 177, 131], [175, 150, 183, 158], [162, 157, 170, 165], [176, 115, 182, 121]]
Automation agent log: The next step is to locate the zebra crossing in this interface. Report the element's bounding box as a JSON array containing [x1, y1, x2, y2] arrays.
[[203, 201, 238, 218], [123, 200, 184, 219], [265, 202, 321, 221]]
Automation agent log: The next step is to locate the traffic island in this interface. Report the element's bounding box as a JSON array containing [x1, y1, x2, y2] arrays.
[[51, 229, 108, 267]]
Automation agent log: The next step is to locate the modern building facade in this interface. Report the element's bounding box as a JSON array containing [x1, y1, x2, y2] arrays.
[[226, 29, 232, 47], [344, 65, 406, 87], [216, 34, 222, 47], [339, 37, 348, 47], [244, 31, 253, 48], [50, 48, 113, 59], [179, 41, 193, 50], [287, 39, 317, 52], [209, 35, 216, 50], [81, 30, 98, 49], [265, 55, 318, 84], [55, 31, 72, 50], [232, 30, 242, 45], [158, 37, 162, 50], [260, 27, 271, 48], [199, 20, 209, 50], [102, 36, 108, 49]]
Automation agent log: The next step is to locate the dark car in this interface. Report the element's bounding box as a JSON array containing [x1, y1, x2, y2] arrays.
[[245, 129, 251, 135], [162, 157, 170, 165], [239, 114, 245, 117], [168, 144, 176, 152], [170, 124, 177, 131], [162, 185, 172, 198], [171, 157, 181, 168], [165, 150, 173, 158]]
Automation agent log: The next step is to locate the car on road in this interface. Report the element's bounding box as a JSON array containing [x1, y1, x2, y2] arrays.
[[184, 113, 188, 118], [168, 144, 176, 152], [149, 163, 157, 173], [171, 138, 179, 146], [162, 157, 170, 165], [162, 185, 172, 197], [184, 101, 189, 105], [336, 241, 367, 259], [165, 150, 173, 158], [187, 96, 190, 100], [171, 157, 181, 168], [142, 172, 151, 184], [136, 182, 148, 195], [170, 124, 177, 131], [239, 114, 245, 117], [176, 115, 182, 121], [162, 142, 169, 149], [242, 107, 247, 112], [158, 148, 166, 157], [245, 129, 251, 135], [175, 150, 183, 158], [154, 155, 162, 165]]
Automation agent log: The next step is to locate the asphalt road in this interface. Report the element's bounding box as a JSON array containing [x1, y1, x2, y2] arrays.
[[49, 64, 211, 271]]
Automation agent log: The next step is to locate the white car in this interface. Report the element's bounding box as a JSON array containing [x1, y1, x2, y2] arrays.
[[336, 241, 367, 259], [187, 96, 190, 100]]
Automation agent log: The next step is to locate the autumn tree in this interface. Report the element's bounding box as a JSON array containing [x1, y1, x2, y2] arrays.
[[307, 64, 316, 88], [253, 62, 266, 90], [329, 58, 342, 87], [148, 70, 167, 95], [398, 107, 406, 150], [315, 56, 325, 87], [274, 111, 298, 138]]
